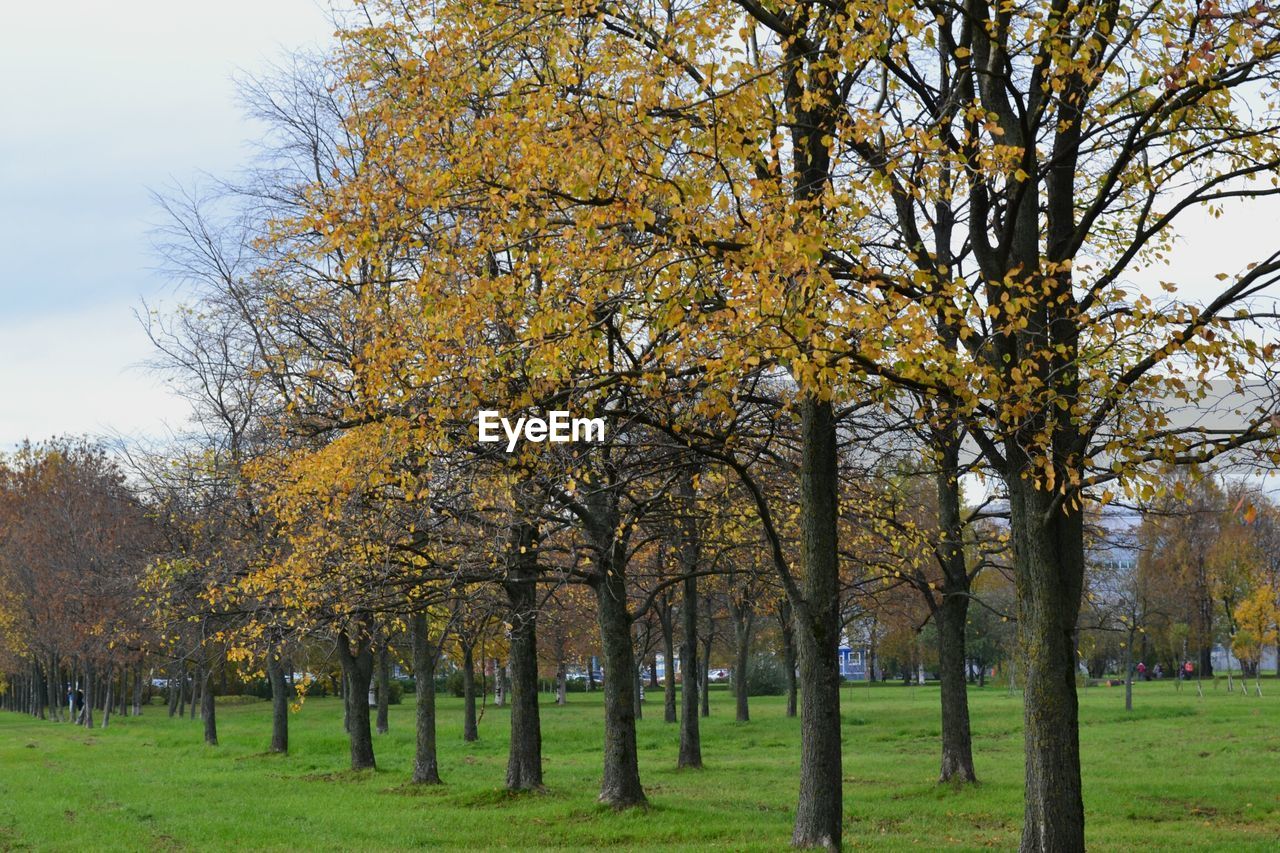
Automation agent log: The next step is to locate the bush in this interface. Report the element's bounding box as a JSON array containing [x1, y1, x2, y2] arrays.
[[386, 680, 404, 705], [395, 676, 416, 695], [445, 669, 465, 698], [215, 694, 265, 706], [245, 678, 273, 700], [743, 653, 787, 696]]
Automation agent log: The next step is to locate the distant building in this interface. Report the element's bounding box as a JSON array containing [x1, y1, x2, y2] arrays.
[[838, 646, 868, 680]]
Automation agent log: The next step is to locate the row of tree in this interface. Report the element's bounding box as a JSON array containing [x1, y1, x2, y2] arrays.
[[8, 0, 1280, 849]]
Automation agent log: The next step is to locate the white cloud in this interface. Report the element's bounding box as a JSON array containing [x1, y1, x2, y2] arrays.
[[0, 303, 192, 450], [0, 0, 335, 449]]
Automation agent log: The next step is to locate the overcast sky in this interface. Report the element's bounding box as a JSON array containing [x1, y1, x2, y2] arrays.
[[1, 3, 1276, 456], [0, 1, 336, 451]]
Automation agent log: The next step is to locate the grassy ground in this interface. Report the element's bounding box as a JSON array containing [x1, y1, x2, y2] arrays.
[[1, 678, 1278, 851]]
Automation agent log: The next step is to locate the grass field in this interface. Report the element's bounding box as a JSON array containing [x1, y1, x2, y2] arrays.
[[1, 679, 1278, 850]]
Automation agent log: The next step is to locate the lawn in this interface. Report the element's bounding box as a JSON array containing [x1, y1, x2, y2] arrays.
[[1, 679, 1278, 850]]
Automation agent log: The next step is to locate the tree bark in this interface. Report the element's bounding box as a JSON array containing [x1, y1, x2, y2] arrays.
[[410, 612, 442, 784], [592, 550, 646, 808], [790, 396, 843, 849], [342, 671, 351, 733], [202, 665, 218, 746], [678, 569, 702, 768], [167, 664, 180, 718], [267, 649, 289, 754], [47, 654, 62, 722], [936, 448, 977, 784], [32, 662, 46, 720], [555, 653, 567, 706], [780, 601, 798, 718], [731, 601, 754, 723], [633, 655, 644, 721], [1124, 626, 1134, 712], [937, 591, 976, 783], [101, 666, 113, 729], [659, 599, 677, 724], [1010, 478, 1085, 853], [336, 620, 377, 771], [503, 516, 544, 790], [462, 643, 479, 741], [376, 642, 391, 735], [700, 596, 714, 718], [83, 662, 95, 729]]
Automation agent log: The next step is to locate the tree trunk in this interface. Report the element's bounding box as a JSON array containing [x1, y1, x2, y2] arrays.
[[780, 601, 798, 718], [376, 643, 391, 735], [342, 671, 351, 733], [732, 602, 754, 723], [168, 665, 180, 718], [177, 668, 187, 719], [101, 666, 113, 729], [373, 640, 389, 732], [935, 438, 978, 784], [1197, 586, 1215, 678], [592, 551, 646, 808], [700, 596, 713, 718], [83, 662, 95, 729], [1124, 627, 1134, 712], [661, 606, 677, 724], [462, 643, 479, 740], [190, 665, 200, 720], [336, 620, 377, 771], [868, 616, 879, 682], [202, 666, 217, 745], [937, 590, 977, 783], [1010, 478, 1086, 853], [790, 396, 843, 849], [32, 662, 46, 720], [47, 654, 62, 722], [633, 656, 643, 720], [267, 649, 289, 754], [678, 569, 702, 769], [409, 612, 442, 784], [503, 520, 544, 791]]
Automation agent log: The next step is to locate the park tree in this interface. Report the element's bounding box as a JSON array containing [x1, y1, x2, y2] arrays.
[[153, 2, 1280, 849], [829, 5, 1280, 847], [0, 439, 158, 727]]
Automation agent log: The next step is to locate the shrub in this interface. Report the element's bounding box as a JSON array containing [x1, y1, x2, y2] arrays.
[[744, 652, 787, 696], [245, 678, 273, 700], [445, 669, 465, 698], [380, 679, 404, 705], [215, 694, 265, 706]]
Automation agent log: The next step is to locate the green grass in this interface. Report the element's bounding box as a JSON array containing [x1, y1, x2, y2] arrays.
[[1, 679, 1278, 850]]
